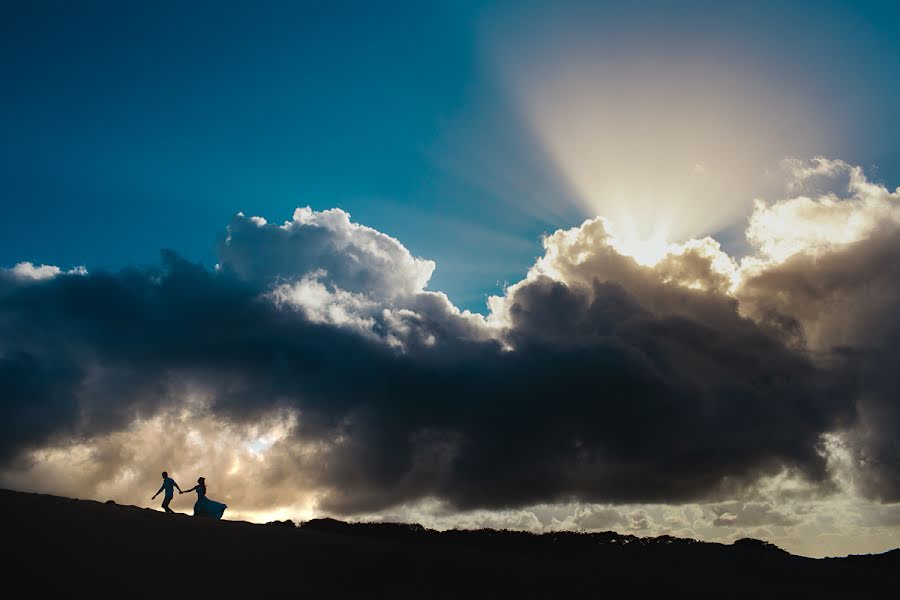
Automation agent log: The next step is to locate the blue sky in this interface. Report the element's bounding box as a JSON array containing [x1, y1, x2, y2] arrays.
[[3, 0, 899, 311]]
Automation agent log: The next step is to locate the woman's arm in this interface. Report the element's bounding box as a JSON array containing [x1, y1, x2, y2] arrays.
[[183, 486, 197, 493]]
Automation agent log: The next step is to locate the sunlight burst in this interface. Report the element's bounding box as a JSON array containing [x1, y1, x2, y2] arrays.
[[614, 235, 673, 267]]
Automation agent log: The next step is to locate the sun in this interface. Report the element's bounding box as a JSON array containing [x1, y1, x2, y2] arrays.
[[616, 235, 672, 266], [606, 219, 673, 267]]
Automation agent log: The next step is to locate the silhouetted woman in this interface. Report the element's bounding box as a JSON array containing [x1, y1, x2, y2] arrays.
[[183, 477, 227, 519]]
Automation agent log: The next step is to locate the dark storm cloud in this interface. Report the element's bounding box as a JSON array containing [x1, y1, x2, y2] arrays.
[[0, 351, 81, 461], [739, 228, 900, 501], [0, 210, 862, 513], [733, 160, 900, 503]]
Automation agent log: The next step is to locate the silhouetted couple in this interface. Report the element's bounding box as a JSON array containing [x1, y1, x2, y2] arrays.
[[152, 471, 227, 519]]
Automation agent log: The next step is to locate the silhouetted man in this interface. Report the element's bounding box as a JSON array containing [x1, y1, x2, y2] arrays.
[[152, 471, 182, 513]]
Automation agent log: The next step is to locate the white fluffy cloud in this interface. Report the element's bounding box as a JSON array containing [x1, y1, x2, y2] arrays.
[[218, 207, 435, 299], [484, 157, 900, 355], [219, 207, 493, 350], [487, 217, 740, 336], [3, 262, 86, 280], [745, 158, 900, 266]]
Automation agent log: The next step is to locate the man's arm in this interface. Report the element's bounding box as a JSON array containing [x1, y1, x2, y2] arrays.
[[173, 480, 183, 493], [152, 483, 164, 499]]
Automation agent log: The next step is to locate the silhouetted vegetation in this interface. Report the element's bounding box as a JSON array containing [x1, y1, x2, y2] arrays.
[[265, 519, 297, 528], [2, 489, 896, 598]]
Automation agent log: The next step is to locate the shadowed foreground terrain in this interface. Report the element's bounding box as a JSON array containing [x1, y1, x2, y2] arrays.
[[2, 489, 896, 598]]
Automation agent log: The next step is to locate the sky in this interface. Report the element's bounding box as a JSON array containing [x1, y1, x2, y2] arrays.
[[4, 0, 899, 310], [2, 1, 900, 558]]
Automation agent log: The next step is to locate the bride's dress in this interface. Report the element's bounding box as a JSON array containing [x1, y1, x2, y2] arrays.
[[193, 485, 227, 519]]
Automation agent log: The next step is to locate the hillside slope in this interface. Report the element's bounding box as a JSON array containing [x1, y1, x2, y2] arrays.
[[2, 489, 896, 598]]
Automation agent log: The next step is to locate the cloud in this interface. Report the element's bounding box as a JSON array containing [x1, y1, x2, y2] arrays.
[[220, 207, 490, 350], [709, 502, 799, 528], [3, 262, 86, 281], [0, 165, 898, 530], [217, 207, 435, 299], [736, 162, 900, 501], [744, 159, 900, 265], [0, 352, 82, 461], [563, 505, 627, 531]]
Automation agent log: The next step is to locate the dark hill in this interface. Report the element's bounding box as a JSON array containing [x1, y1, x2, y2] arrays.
[[1, 489, 895, 598]]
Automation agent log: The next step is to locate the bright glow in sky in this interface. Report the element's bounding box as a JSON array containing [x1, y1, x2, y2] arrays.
[[517, 62, 826, 244], [488, 8, 836, 253]]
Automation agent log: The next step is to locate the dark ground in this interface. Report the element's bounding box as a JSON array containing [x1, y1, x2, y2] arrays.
[[2, 489, 896, 598]]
